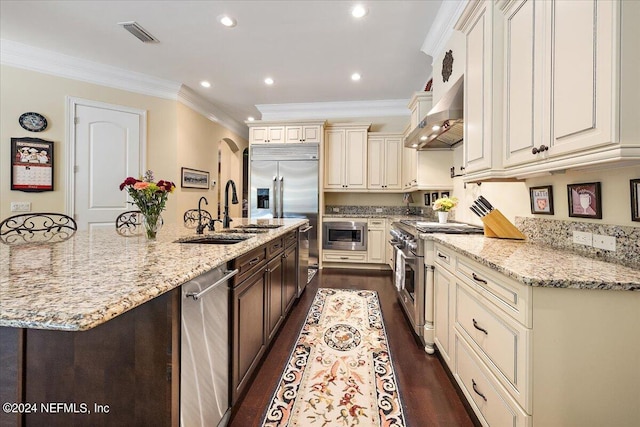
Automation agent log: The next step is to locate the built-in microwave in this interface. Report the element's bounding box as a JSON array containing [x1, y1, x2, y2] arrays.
[[322, 221, 367, 251]]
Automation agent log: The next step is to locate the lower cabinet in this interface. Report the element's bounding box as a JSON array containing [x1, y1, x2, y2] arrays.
[[231, 231, 298, 404], [367, 218, 386, 264]]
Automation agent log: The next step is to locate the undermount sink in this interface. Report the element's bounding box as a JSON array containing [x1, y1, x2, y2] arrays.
[[175, 234, 251, 245], [235, 224, 283, 229], [218, 228, 268, 234]]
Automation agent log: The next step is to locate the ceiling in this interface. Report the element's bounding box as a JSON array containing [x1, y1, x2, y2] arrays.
[[0, 0, 444, 129]]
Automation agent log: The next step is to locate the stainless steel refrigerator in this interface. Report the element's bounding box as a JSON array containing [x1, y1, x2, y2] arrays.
[[250, 143, 319, 269]]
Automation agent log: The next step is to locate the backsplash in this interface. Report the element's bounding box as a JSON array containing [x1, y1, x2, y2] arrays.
[[515, 217, 640, 269], [325, 205, 438, 220]]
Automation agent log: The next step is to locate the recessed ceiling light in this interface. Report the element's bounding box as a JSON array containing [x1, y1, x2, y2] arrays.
[[352, 5, 368, 18], [412, 144, 418, 148], [420, 136, 428, 141], [432, 125, 440, 131], [218, 15, 237, 27], [264, 77, 274, 85], [247, 116, 255, 121], [351, 73, 361, 81], [200, 81, 211, 88]]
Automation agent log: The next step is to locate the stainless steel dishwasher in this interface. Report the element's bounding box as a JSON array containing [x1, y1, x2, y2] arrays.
[[181, 265, 238, 427]]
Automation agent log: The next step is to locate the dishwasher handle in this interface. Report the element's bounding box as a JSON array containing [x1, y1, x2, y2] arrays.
[[299, 225, 313, 233], [185, 269, 239, 301]]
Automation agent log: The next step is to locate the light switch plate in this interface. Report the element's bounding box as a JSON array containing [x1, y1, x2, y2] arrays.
[[375, 208, 383, 213], [572, 231, 592, 246], [593, 234, 616, 251], [332, 207, 339, 212], [10, 201, 31, 212]]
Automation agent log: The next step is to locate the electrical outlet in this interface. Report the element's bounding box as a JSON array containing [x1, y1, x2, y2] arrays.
[[375, 208, 383, 213], [10, 201, 31, 212], [593, 234, 616, 251], [332, 207, 339, 212], [572, 231, 592, 246]]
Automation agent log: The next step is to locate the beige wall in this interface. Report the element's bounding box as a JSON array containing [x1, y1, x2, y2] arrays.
[[0, 65, 248, 224]]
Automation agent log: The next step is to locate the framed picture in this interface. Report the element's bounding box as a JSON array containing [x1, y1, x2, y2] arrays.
[[424, 193, 431, 206], [440, 191, 450, 199], [529, 185, 554, 215], [11, 137, 54, 192], [567, 182, 602, 219], [430, 192, 439, 203], [181, 167, 210, 189], [631, 179, 640, 222]]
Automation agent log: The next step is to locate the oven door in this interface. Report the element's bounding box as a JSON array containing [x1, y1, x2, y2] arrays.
[[322, 221, 367, 251], [397, 247, 425, 339]]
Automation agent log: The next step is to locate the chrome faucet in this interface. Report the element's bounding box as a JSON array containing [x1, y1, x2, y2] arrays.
[[196, 196, 208, 234], [223, 180, 239, 228]]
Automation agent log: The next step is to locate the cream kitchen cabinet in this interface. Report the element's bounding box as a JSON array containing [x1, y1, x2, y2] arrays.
[[402, 146, 418, 191], [433, 241, 639, 426], [324, 123, 370, 190], [248, 120, 325, 145], [408, 91, 433, 132], [368, 133, 402, 191], [366, 218, 386, 264], [500, 0, 625, 173]]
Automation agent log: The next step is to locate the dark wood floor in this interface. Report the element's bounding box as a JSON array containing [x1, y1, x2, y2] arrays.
[[229, 269, 476, 427]]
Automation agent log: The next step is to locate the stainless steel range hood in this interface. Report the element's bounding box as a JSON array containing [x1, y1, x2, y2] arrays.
[[405, 75, 464, 150]]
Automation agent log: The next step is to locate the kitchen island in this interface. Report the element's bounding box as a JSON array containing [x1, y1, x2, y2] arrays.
[[0, 218, 306, 427], [423, 234, 640, 427]]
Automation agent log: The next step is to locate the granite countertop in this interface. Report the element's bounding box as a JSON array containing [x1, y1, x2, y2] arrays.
[[0, 218, 307, 331], [323, 213, 430, 221], [425, 234, 640, 291]]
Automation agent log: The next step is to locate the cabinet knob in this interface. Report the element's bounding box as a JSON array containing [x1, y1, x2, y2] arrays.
[[532, 144, 549, 155]]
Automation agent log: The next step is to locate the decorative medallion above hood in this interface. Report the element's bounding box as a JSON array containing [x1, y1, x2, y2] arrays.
[[405, 75, 464, 150]]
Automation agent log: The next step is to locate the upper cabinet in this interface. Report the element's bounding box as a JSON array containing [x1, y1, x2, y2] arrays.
[[248, 120, 325, 145], [368, 133, 403, 191], [324, 123, 370, 191], [458, 0, 639, 181]]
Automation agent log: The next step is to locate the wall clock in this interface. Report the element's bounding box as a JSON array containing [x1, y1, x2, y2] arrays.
[[19, 112, 48, 132]]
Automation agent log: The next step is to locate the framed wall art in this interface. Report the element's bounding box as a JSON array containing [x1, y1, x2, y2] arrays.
[[424, 193, 431, 206], [430, 192, 439, 203], [567, 182, 602, 219], [530, 185, 554, 215], [631, 179, 640, 222], [440, 191, 450, 199], [181, 167, 210, 189], [11, 137, 54, 192]]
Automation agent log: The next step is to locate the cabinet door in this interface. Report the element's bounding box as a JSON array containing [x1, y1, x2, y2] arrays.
[[502, 0, 545, 167], [367, 137, 385, 189], [324, 129, 345, 189], [384, 138, 403, 190], [402, 146, 417, 190], [546, 0, 616, 156], [285, 126, 303, 143], [302, 125, 322, 143], [232, 270, 266, 403], [282, 244, 297, 314], [267, 126, 285, 143], [344, 129, 367, 189], [250, 126, 269, 144], [367, 226, 386, 264], [434, 267, 455, 367], [266, 257, 283, 342], [463, 1, 494, 173]]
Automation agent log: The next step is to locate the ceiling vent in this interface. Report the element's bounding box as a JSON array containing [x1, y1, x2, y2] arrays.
[[118, 21, 159, 43]]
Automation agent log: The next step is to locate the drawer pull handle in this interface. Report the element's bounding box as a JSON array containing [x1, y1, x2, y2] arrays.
[[437, 253, 447, 259], [472, 318, 488, 335], [472, 379, 487, 401], [249, 257, 261, 265], [472, 272, 487, 284], [340, 256, 349, 260]]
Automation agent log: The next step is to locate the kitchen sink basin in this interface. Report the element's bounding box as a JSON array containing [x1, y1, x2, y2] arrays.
[[218, 228, 268, 234], [235, 224, 283, 229], [175, 234, 251, 245]]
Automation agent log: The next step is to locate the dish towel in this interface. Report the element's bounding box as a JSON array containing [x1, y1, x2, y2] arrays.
[[395, 246, 406, 292]]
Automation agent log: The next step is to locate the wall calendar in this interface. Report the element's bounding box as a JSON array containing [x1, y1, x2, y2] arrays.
[[11, 137, 54, 192]]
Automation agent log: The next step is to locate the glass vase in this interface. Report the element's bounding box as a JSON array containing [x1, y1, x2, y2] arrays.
[[142, 213, 163, 240]]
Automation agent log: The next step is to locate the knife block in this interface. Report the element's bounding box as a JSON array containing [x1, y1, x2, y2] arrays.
[[481, 209, 526, 240]]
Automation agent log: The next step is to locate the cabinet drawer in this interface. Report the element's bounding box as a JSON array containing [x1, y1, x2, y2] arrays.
[[454, 334, 531, 427], [368, 218, 385, 229], [234, 246, 267, 284], [284, 230, 297, 248], [455, 282, 530, 411], [455, 256, 531, 327], [266, 237, 285, 258], [434, 244, 454, 273], [322, 250, 367, 263]]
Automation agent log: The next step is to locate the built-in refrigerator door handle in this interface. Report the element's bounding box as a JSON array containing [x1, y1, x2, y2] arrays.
[[279, 176, 284, 219], [272, 176, 278, 218]]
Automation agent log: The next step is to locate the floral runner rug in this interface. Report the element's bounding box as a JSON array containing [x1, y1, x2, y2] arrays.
[[261, 288, 407, 427]]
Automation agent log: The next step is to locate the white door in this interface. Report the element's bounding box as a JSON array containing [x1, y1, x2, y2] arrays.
[[71, 99, 145, 231]]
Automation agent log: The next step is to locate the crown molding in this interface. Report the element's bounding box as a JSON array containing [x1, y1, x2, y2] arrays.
[[256, 99, 410, 121], [1, 39, 182, 99], [177, 86, 248, 139], [421, 0, 467, 63]]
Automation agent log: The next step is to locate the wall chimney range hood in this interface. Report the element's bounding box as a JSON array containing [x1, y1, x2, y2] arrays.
[[405, 76, 464, 150]]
